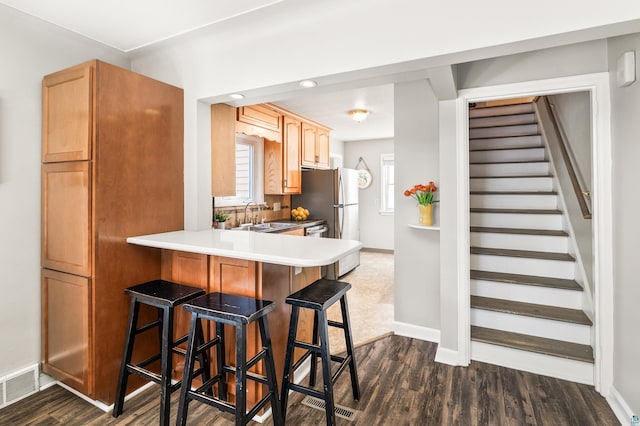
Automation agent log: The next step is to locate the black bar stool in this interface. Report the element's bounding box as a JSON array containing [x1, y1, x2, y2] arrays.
[[281, 278, 360, 425], [112, 280, 208, 426], [176, 292, 284, 426]]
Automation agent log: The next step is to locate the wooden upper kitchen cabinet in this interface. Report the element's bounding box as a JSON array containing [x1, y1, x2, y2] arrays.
[[42, 64, 92, 163], [236, 104, 282, 143], [211, 103, 237, 197], [41, 60, 184, 405], [301, 123, 331, 169], [265, 115, 302, 194]]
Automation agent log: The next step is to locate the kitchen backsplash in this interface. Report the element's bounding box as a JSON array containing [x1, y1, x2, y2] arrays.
[[213, 194, 291, 227]]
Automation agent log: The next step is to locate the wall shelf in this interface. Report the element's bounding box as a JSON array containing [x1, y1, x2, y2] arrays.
[[408, 224, 440, 231]]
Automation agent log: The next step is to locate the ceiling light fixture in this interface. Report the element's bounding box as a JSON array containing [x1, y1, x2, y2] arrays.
[[299, 80, 317, 88], [348, 109, 369, 122], [229, 93, 245, 100]]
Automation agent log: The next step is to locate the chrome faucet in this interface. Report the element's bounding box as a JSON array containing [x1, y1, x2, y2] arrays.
[[243, 201, 259, 224]]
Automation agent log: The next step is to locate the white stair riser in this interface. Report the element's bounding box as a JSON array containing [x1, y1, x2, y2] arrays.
[[470, 254, 575, 279], [470, 162, 550, 177], [470, 147, 545, 163], [469, 103, 535, 118], [470, 135, 542, 150], [471, 309, 590, 345], [470, 177, 553, 192], [471, 341, 594, 385], [470, 193, 558, 210], [470, 113, 537, 128], [470, 124, 539, 139], [471, 279, 582, 309], [471, 212, 563, 230], [471, 231, 568, 252]]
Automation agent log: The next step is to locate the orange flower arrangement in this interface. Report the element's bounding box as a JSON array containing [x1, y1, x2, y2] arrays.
[[404, 181, 439, 205]]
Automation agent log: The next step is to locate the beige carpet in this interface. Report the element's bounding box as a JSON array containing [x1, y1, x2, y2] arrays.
[[327, 250, 394, 354]]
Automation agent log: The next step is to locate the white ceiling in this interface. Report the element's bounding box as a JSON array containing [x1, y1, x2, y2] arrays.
[[0, 0, 285, 51], [0, 0, 395, 142]]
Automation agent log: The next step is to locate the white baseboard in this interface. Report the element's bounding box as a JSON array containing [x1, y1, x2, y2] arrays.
[[392, 321, 440, 343], [55, 380, 155, 412], [607, 386, 637, 426], [434, 347, 462, 366]]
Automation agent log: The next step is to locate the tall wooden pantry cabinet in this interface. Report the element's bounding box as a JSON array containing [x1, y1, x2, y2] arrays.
[[41, 60, 184, 404]]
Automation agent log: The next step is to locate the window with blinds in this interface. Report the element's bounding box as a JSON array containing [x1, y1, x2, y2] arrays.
[[216, 134, 264, 207]]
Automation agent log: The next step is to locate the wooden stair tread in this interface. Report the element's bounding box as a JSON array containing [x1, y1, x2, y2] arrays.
[[469, 145, 543, 152], [470, 226, 567, 236], [471, 246, 575, 261], [469, 174, 552, 179], [470, 270, 582, 291], [470, 133, 540, 140], [470, 208, 561, 214], [471, 296, 592, 325], [471, 326, 594, 363], [470, 191, 558, 195]]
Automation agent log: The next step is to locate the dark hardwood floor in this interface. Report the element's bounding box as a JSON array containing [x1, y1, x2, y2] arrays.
[[0, 335, 619, 425]]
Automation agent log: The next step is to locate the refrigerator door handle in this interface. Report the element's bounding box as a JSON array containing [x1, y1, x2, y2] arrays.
[[337, 172, 345, 238]]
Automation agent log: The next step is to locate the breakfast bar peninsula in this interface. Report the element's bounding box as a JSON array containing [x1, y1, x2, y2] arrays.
[[127, 228, 362, 404]]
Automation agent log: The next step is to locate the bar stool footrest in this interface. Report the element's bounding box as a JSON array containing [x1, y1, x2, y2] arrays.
[[134, 319, 162, 335], [288, 382, 324, 400], [126, 364, 162, 384], [327, 319, 344, 329]]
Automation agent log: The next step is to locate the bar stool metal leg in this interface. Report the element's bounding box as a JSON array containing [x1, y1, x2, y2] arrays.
[[176, 314, 199, 426], [318, 309, 337, 425], [159, 306, 174, 426], [113, 298, 140, 417], [280, 305, 300, 420], [340, 296, 360, 400], [259, 316, 284, 426], [309, 311, 319, 388], [235, 323, 247, 426]]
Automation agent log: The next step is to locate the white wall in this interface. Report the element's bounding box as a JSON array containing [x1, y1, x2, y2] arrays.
[[0, 5, 129, 378], [394, 81, 440, 329], [457, 40, 609, 89], [544, 92, 594, 290], [344, 139, 394, 251], [607, 34, 640, 418]]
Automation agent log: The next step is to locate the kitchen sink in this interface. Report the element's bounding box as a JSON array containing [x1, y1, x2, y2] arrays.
[[230, 222, 299, 232]]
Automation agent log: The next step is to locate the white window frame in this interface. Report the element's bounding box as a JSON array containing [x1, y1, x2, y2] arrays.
[[379, 153, 394, 215], [216, 134, 264, 207]]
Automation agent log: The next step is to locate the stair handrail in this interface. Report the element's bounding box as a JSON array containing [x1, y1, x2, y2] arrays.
[[540, 96, 592, 219]]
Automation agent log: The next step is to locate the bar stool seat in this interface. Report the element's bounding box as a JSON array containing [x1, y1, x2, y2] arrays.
[[176, 292, 284, 426], [112, 280, 208, 426], [281, 278, 360, 425]]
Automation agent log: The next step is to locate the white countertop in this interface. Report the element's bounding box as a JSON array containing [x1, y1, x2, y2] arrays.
[[127, 229, 363, 267]]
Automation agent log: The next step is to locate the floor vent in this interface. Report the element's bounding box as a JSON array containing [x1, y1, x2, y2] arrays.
[[301, 396, 358, 421], [1, 365, 39, 408]]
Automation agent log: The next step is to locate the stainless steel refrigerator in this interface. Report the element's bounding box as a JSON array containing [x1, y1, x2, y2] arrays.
[[292, 168, 360, 278]]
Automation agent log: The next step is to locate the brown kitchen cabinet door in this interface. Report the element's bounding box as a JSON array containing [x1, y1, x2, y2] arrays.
[[42, 269, 92, 395], [283, 116, 302, 194], [42, 162, 91, 277], [301, 122, 317, 168], [211, 103, 237, 197], [163, 250, 209, 382], [42, 63, 93, 163], [316, 127, 331, 169], [210, 256, 262, 404]]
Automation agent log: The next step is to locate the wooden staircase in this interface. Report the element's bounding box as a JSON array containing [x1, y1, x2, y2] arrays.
[[468, 102, 594, 384]]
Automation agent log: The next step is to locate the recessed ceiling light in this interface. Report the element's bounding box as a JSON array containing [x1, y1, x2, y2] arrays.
[[299, 80, 317, 88], [229, 93, 245, 100]]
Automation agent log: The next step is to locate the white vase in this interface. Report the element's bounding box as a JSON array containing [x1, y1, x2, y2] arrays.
[[217, 221, 226, 229]]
